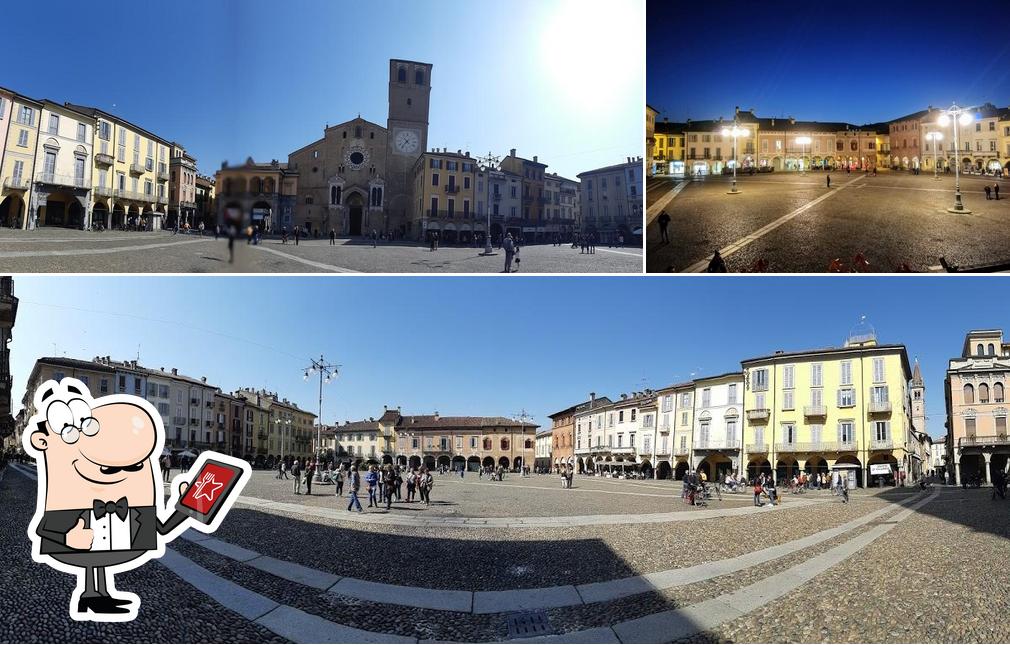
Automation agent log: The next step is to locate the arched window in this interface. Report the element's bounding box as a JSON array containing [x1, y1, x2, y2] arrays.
[[482, 438, 491, 451], [250, 177, 262, 193], [980, 383, 990, 403], [500, 438, 509, 450], [330, 186, 337, 205], [964, 383, 975, 404], [977, 343, 985, 356], [397, 67, 406, 83], [850, 140, 857, 151], [264, 178, 275, 193], [995, 383, 1005, 403], [415, 69, 424, 85], [988, 343, 996, 356]]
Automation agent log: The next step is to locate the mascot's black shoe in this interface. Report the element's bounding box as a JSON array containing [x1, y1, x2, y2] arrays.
[[78, 596, 132, 614]]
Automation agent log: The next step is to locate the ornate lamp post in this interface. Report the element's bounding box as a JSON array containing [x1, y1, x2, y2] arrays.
[[795, 137, 811, 175], [937, 104, 976, 214], [925, 132, 943, 181], [721, 121, 750, 194], [303, 354, 340, 481]]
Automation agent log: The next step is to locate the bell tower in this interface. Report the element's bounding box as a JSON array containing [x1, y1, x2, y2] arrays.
[[910, 358, 926, 439], [386, 59, 432, 235]]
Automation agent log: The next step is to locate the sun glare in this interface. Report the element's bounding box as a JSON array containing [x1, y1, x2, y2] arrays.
[[539, 0, 643, 118]]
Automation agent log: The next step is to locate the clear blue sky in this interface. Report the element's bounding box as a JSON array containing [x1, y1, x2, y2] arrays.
[[3, 0, 643, 181], [648, 1, 1010, 125], [9, 276, 1005, 439]]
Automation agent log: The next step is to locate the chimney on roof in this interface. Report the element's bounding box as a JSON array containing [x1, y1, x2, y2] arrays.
[[735, 105, 740, 115], [533, 155, 538, 163], [171, 368, 178, 375], [510, 148, 516, 157], [434, 411, 439, 421], [201, 376, 207, 383], [384, 405, 387, 410], [457, 149, 461, 154]]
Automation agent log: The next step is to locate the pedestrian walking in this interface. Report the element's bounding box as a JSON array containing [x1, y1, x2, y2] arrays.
[[305, 462, 314, 495], [994, 183, 1000, 200], [418, 467, 433, 505], [658, 210, 671, 243], [826, 175, 831, 188], [347, 467, 363, 512], [329, 228, 336, 245], [383, 466, 395, 509], [406, 468, 417, 502], [292, 459, 302, 495], [503, 232, 516, 273], [276, 461, 284, 479], [161, 454, 172, 482], [985, 185, 992, 200]]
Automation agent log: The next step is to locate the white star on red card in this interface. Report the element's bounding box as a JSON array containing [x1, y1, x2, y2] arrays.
[[192, 472, 224, 502]]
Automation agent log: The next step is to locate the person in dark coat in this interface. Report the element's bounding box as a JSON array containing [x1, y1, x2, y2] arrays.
[[657, 210, 671, 243]]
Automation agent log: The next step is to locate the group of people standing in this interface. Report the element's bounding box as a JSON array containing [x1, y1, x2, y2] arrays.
[[278, 459, 435, 512]]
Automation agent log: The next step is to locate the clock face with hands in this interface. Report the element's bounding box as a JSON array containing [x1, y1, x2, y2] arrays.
[[393, 129, 420, 155]]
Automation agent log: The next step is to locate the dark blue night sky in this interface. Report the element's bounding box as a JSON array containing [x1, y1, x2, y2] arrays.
[[648, 1, 1010, 124]]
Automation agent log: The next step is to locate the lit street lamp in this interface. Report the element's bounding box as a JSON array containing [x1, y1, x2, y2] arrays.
[[925, 132, 943, 181], [721, 121, 750, 194], [937, 104, 976, 214], [795, 137, 811, 175]]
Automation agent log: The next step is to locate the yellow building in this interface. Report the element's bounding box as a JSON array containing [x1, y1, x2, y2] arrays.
[[671, 381, 695, 479], [741, 331, 916, 487], [66, 103, 172, 231], [652, 120, 685, 175], [235, 388, 315, 464], [0, 93, 43, 228], [411, 149, 480, 245], [646, 104, 658, 174], [1000, 107, 1010, 175]]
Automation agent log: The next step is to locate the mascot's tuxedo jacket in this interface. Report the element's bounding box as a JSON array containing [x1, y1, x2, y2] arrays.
[[37, 506, 187, 555]]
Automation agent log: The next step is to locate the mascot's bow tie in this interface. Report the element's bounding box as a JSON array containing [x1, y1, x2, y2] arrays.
[[93, 497, 129, 521]]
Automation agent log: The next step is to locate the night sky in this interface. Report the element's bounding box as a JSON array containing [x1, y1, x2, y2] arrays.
[[648, 1, 1010, 125]]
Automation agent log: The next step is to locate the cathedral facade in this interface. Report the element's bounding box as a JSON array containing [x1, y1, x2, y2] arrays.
[[287, 59, 431, 237]]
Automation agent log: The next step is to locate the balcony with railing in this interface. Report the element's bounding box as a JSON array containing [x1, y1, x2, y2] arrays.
[[803, 405, 827, 417], [129, 163, 145, 176], [95, 153, 114, 167], [157, 193, 168, 205], [36, 173, 89, 190], [94, 185, 115, 197], [114, 189, 154, 202], [745, 443, 769, 454], [444, 184, 460, 194], [2, 176, 30, 191], [492, 192, 502, 202], [959, 435, 1010, 448], [693, 439, 741, 451], [776, 441, 858, 453], [746, 408, 770, 422], [868, 395, 891, 413], [869, 437, 896, 450], [157, 170, 170, 182]]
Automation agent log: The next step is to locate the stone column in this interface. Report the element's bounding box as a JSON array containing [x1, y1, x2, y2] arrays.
[[983, 452, 992, 485]]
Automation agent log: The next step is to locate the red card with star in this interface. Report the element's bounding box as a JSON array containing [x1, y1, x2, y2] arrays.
[[177, 459, 241, 523]]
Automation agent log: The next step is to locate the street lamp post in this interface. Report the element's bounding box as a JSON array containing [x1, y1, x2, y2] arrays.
[[925, 132, 943, 181], [303, 354, 340, 481], [721, 121, 750, 195], [795, 137, 811, 175], [938, 104, 975, 214]]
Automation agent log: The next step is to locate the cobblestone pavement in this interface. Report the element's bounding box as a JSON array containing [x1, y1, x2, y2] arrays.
[[0, 229, 641, 273], [646, 171, 1010, 273], [4, 462, 998, 643]]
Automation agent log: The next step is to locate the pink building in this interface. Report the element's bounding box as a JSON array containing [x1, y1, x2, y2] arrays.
[[944, 329, 1010, 485]]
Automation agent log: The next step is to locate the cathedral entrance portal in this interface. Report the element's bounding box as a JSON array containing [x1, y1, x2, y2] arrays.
[[347, 193, 364, 236]]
